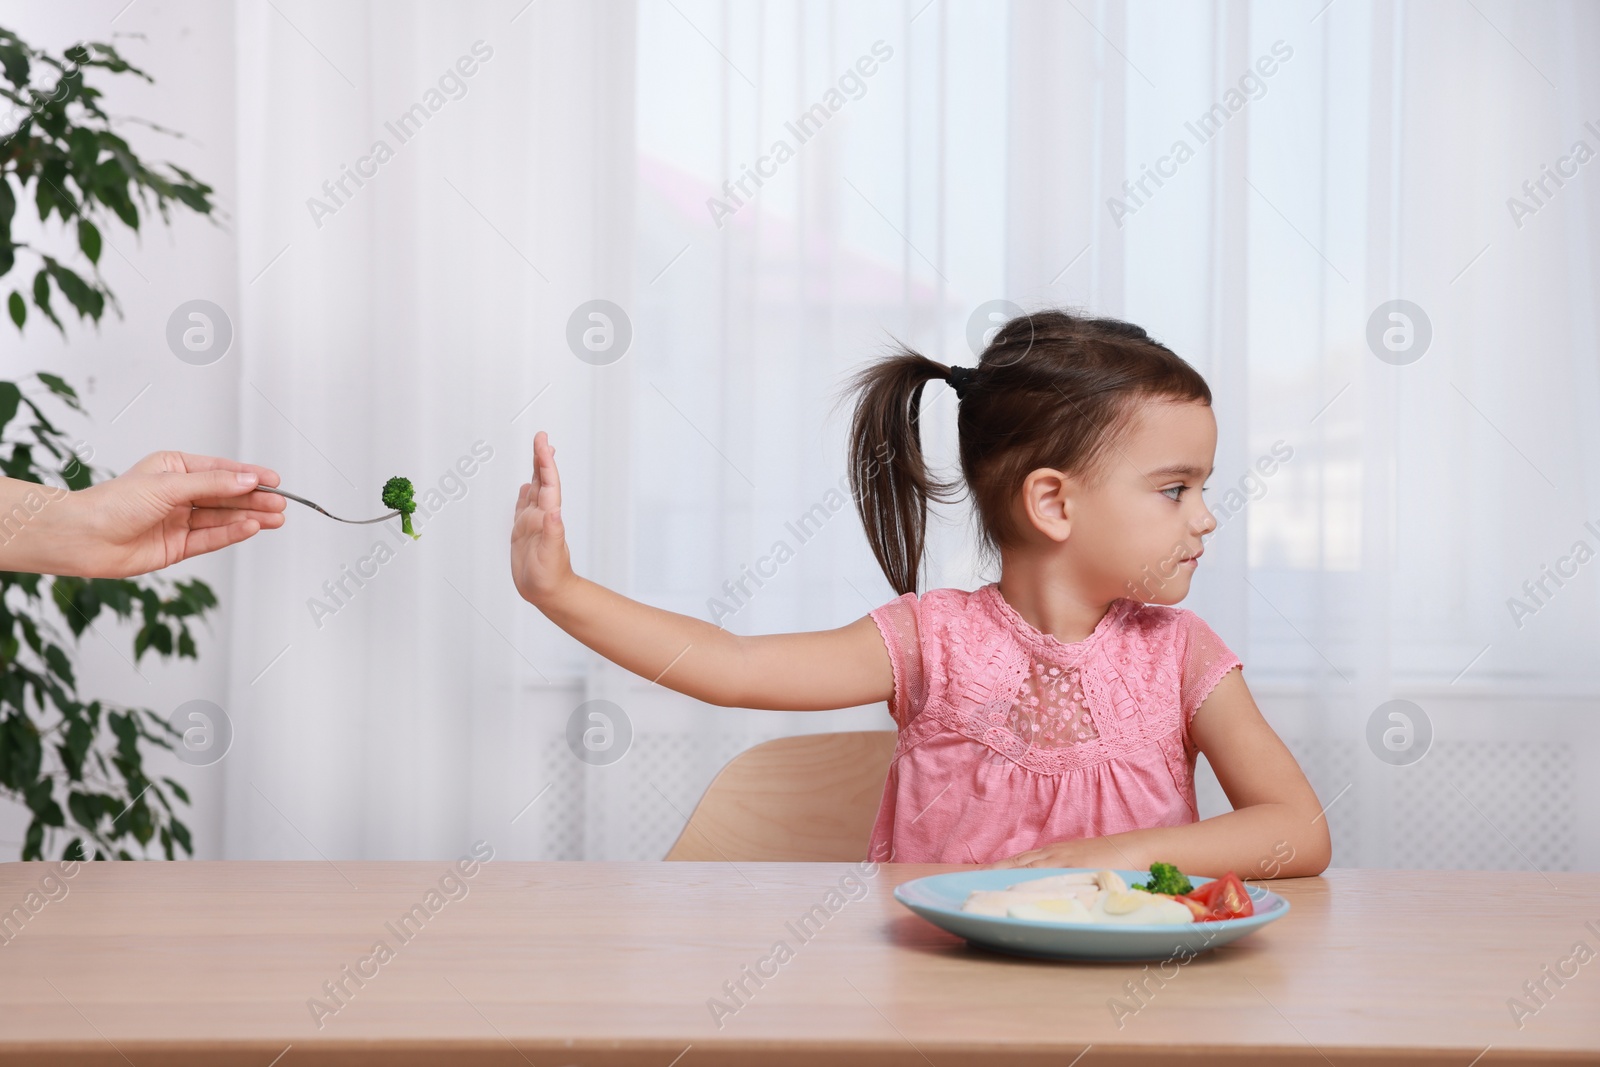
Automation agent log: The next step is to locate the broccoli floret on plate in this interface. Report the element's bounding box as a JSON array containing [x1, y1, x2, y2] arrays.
[[381, 476, 419, 539], [1131, 860, 1193, 896]]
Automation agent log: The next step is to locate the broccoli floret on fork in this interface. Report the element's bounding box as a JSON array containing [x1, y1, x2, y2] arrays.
[[381, 476, 419, 539]]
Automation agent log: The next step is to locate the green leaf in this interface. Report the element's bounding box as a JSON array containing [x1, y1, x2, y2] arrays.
[[51, 577, 100, 636], [60, 714, 92, 779], [133, 623, 171, 661], [61, 454, 92, 490], [177, 580, 218, 613], [106, 182, 137, 229], [68, 126, 98, 176], [3, 714, 43, 787], [0, 441, 35, 481], [0, 716, 16, 788], [76, 218, 100, 264], [18, 616, 41, 655], [0, 37, 31, 88], [35, 372, 80, 409], [24, 779, 64, 827], [40, 161, 73, 217], [0, 381, 19, 436], [92, 578, 133, 617], [109, 712, 140, 765], [34, 175, 53, 223], [124, 798, 153, 845], [44, 643, 73, 686], [45, 262, 104, 322], [31, 268, 62, 333], [0, 656, 21, 698], [68, 791, 99, 829], [6, 291, 22, 328]]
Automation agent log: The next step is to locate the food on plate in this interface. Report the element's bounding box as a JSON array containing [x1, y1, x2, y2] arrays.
[[961, 881, 1099, 918], [1016, 886, 1193, 925], [1175, 870, 1254, 922], [960, 863, 1256, 925], [1130, 860, 1194, 896], [381, 476, 419, 539], [1006, 896, 1096, 923]]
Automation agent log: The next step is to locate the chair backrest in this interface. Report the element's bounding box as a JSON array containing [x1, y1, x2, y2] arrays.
[[663, 730, 898, 862]]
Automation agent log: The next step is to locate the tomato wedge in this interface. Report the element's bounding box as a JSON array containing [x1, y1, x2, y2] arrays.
[[1175, 872, 1254, 921]]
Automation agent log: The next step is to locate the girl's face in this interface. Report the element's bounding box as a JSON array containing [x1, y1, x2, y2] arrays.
[[1069, 398, 1219, 606]]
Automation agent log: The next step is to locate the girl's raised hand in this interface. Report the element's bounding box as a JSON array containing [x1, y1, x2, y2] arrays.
[[506, 430, 894, 713], [510, 430, 575, 606]]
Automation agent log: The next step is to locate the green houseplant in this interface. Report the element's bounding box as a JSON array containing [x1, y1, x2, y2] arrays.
[[1, 26, 223, 860]]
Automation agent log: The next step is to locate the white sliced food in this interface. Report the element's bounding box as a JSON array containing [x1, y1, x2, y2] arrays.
[[1094, 868, 1128, 894], [960, 886, 1095, 917], [1085, 888, 1193, 925], [1006, 896, 1095, 923], [1003, 872, 1098, 893]]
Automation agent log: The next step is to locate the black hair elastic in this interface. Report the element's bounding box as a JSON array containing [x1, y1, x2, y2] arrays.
[[946, 364, 977, 400]]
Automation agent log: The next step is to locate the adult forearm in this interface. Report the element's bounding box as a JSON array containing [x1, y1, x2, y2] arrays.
[[536, 575, 747, 705], [0, 478, 77, 575], [1105, 802, 1332, 881]]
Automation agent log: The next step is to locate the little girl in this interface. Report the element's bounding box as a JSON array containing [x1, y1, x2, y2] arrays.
[[511, 308, 1331, 879]]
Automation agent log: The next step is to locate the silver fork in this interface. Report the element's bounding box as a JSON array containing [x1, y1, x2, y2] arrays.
[[257, 486, 399, 525]]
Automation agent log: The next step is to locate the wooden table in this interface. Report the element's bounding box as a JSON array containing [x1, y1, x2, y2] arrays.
[[0, 861, 1595, 1065]]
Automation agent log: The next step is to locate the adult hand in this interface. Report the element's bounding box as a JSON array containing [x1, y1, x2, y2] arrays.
[[509, 430, 575, 607], [0, 451, 288, 579]]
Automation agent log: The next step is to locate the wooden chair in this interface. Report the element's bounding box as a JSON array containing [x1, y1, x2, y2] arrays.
[[663, 730, 899, 862]]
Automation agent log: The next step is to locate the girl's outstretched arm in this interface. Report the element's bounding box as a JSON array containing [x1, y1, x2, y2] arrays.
[[511, 431, 894, 712], [987, 668, 1334, 878]]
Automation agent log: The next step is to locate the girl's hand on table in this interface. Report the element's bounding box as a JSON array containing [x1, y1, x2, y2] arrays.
[[982, 836, 1146, 871]]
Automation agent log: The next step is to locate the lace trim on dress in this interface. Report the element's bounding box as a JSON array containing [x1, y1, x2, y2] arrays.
[[924, 641, 1186, 775], [980, 584, 1130, 666], [870, 594, 926, 728], [876, 588, 1239, 778], [1003, 659, 1100, 748], [1179, 610, 1243, 723]]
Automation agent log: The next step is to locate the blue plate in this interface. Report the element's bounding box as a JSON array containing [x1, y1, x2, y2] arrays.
[[894, 867, 1290, 962]]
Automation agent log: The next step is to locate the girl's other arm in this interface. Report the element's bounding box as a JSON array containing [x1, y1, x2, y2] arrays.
[[1173, 667, 1334, 876], [987, 669, 1333, 878], [511, 432, 894, 711], [1098, 668, 1332, 878]]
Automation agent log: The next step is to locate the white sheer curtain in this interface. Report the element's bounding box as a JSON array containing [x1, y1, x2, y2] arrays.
[[226, 0, 639, 860], [218, 0, 1598, 870]]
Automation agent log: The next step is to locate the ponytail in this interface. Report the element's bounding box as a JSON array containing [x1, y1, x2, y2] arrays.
[[843, 344, 961, 596]]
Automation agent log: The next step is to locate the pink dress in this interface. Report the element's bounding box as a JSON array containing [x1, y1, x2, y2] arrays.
[[865, 582, 1242, 865]]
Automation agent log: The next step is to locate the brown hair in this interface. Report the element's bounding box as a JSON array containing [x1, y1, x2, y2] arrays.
[[842, 307, 1213, 596]]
